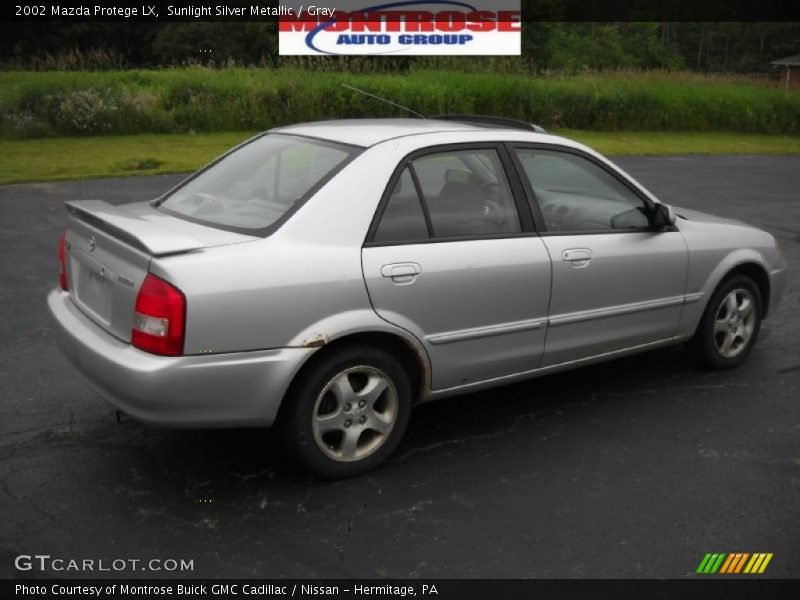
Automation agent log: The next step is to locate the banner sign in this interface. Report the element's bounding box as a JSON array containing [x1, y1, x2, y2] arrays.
[[278, 1, 521, 56]]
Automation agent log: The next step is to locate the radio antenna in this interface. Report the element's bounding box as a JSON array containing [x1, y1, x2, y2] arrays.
[[341, 83, 427, 119]]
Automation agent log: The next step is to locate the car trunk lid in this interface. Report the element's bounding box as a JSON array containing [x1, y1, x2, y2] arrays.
[[64, 199, 256, 342]]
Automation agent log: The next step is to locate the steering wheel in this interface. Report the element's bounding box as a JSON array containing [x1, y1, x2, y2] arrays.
[[478, 181, 501, 196]]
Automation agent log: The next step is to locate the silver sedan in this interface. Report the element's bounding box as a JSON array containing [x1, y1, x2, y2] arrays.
[[47, 118, 787, 477]]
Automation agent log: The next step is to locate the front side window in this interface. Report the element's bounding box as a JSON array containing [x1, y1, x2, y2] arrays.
[[515, 149, 651, 232], [159, 134, 356, 231]]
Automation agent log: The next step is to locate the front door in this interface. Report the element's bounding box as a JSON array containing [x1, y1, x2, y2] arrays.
[[510, 145, 689, 366]]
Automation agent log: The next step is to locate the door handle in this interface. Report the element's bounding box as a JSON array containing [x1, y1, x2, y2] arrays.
[[381, 262, 422, 283], [561, 248, 592, 268]]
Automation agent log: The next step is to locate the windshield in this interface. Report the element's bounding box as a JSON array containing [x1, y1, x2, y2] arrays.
[[158, 134, 357, 232]]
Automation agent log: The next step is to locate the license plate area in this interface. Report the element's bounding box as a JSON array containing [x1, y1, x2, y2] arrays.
[[72, 251, 113, 325]]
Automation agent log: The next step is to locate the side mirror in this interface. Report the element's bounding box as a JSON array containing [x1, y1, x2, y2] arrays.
[[651, 203, 676, 229]]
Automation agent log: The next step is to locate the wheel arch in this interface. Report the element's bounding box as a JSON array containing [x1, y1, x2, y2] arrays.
[[687, 260, 768, 369], [698, 250, 773, 318], [725, 262, 771, 318], [680, 250, 773, 341], [280, 328, 431, 422], [701, 260, 771, 321]]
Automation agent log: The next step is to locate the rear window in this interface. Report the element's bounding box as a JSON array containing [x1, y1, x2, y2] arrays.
[[158, 134, 357, 232]]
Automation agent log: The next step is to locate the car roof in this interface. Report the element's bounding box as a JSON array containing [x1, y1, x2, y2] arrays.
[[271, 118, 540, 148]]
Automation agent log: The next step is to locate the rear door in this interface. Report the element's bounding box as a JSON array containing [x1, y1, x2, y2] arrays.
[[510, 145, 688, 366], [362, 144, 552, 391]]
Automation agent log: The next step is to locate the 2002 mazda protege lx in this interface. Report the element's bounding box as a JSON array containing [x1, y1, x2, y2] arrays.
[[48, 117, 787, 477]]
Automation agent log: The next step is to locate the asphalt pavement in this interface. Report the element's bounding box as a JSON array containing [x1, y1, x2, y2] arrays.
[[0, 155, 798, 579]]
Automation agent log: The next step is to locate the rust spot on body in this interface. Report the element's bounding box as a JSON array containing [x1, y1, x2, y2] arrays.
[[303, 333, 329, 348]]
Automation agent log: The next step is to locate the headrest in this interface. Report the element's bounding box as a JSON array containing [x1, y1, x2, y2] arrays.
[[445, 169, 471, 184]]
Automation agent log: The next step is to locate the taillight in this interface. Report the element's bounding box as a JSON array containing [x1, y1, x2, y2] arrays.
[[58, 230, 68, 291], [131, 273, 186, 356]]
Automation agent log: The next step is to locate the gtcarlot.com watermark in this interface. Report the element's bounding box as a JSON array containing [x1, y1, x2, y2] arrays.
[[14, 554, 194, 573]]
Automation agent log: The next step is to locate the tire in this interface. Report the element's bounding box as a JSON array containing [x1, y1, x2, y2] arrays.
[[279, 345, 412, 478], [688, 274, 763, 370]]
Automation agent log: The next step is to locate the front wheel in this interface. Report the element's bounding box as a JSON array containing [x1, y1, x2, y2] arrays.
[[279, 345, 412, 478], [689, 274, 763, 369]]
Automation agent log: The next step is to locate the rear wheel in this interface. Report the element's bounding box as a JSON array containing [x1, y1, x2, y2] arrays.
[[279, 345, 412, 478], [689, 274, 762, 369]]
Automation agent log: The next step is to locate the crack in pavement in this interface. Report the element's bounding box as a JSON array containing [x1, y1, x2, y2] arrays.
[[334, 501, 368, 569], [394, 401, 588, 461]]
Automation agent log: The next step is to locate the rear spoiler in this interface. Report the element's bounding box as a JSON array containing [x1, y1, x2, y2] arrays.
[[66, 200, 205, 256]]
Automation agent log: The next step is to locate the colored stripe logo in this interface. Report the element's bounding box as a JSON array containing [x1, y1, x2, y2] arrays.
[[696, 553, 773, 574]]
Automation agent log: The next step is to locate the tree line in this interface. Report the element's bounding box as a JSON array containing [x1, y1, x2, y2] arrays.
[[1, 22, 798, 73]]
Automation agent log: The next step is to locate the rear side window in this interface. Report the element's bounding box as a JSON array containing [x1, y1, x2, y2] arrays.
[[371, 148, 522, 244], [414, 149, 521, 238], [159, 134, 356, 232], [373, 168, 430, 244]]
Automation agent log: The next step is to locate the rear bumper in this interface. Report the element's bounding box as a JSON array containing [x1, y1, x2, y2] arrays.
[[47, 289, 313, 427]]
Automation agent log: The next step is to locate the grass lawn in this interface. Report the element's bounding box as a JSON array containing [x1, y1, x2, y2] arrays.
[[559, 130, 800, 156], [0, 132, 257, 185], [1, 130, 799, 185]]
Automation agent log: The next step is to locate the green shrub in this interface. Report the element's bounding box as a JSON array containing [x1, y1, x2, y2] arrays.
[[0, 68, 798, 138]]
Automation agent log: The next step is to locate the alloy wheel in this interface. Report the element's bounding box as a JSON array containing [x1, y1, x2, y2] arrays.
[[311, 366, 399, 462], [713, 288, 757, 359]]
